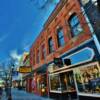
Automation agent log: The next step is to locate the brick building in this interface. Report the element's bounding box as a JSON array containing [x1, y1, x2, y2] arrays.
[[29, 0, 100, 99]]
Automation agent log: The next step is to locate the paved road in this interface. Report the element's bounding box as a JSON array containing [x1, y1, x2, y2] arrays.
[[2, 88, 53, 100]]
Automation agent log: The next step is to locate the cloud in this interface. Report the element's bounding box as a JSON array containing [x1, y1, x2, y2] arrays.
[[9, 50, 22, 66], [0, 34, 9, 43]]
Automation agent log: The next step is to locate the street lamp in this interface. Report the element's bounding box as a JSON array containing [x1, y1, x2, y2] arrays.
[[10, 64, 14, 87]]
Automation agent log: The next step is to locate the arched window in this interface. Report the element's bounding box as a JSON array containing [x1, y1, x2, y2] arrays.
[[69, 14, 83, 37], [41, 44, 46, 60], [57, 27, 65, 47], [48, 37, 54, 53], [36, 49, 40, 64]]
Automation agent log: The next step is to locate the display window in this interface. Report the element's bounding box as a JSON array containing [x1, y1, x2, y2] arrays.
[[49, 74, 61, 91], [74, 62, 100, 95], [49, 71, 76, 93]]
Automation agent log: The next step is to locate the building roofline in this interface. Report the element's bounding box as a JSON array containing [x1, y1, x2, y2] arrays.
[[31, 0, 68, 49], [43, 0, 67, 29]]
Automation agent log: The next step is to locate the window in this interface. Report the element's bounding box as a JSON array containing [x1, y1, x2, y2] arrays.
[[57, 28, 65, 47], [36, 50, 40, 64], [49, 74, 61, 91], [48, 37, 54, 53], [33, 53, 35, 65], [49, 71, 76, 92], [69, 14, 83, 37], [41, 44, 46, 60], [74, 62, 100, 94]]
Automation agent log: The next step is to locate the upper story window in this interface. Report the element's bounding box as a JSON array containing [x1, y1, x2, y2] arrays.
[[36, 50, 40, 64], [41, 44, 46, 60], [33, 53, 35, 65], [57, 28, 65, 47], [30, 52, 33, 65], [48, 37, 54, 54], [69, 14, 83, 37]]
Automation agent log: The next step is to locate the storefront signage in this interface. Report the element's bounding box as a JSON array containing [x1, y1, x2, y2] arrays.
[[63, 47, 95, 66], [19, 66, 32, 73]]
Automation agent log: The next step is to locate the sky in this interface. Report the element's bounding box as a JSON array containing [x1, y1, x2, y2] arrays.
[[0, 0, 60, 67]]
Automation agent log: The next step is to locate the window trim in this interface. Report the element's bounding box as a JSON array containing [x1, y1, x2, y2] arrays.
[[48, 37, 54, 54], [56, 27, 65, 47], [41, 44, 46, 60], [68, 13, 83, 37]]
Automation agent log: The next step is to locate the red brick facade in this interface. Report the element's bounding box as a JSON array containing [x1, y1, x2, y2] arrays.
[[30, 0, 92, 70]]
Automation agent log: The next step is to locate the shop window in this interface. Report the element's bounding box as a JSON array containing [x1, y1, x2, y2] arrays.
[[48, 37, 54, 54], [49, 74, 61, 91], [49, 71, 76, 92], [60, 71, 76, 92], [69, 14, 83, 37], [74, 62, 100, 94], [57, 28, 65, 47]]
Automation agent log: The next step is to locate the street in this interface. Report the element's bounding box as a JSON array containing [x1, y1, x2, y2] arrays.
[[2, 88, 53, 100]]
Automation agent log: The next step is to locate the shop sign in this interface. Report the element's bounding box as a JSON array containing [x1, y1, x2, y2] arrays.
[[19, 66, 32, 73], [63, 47, 95, 66]]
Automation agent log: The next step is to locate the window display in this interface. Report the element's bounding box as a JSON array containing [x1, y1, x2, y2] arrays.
[[49, 71, 76, 93], [74, 62, 100, 95], [49, 74, 61, 91], [60, 71, 76, 92]]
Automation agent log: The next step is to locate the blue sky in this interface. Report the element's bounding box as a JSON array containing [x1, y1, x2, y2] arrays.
[[0, 0, 59, 66]]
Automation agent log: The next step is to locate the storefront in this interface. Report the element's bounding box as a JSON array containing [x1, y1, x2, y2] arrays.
[[74, 62, 100, 100], [25, 73, 33, 93], [49, 62, 100, 100], [48, 39, 100, 100], [32, 66, 49, 97], [49, 69, 77, 100], [36, 73, 48, 96]]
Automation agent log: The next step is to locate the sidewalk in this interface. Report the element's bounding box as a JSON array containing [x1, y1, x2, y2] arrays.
[[1, 90, 7, 100], [1, 88, 53, 100], [1, 88, 78, 100]]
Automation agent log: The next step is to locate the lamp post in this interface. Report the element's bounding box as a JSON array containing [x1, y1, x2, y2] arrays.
[[10, 64, 14, 87], [7, 64, 14, 100]]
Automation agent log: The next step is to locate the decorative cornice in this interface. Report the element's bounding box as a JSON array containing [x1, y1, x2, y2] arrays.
[[43, 0, 68, 29]]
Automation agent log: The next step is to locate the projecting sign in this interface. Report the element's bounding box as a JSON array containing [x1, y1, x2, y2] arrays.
[[19, 66, 32, 73]]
